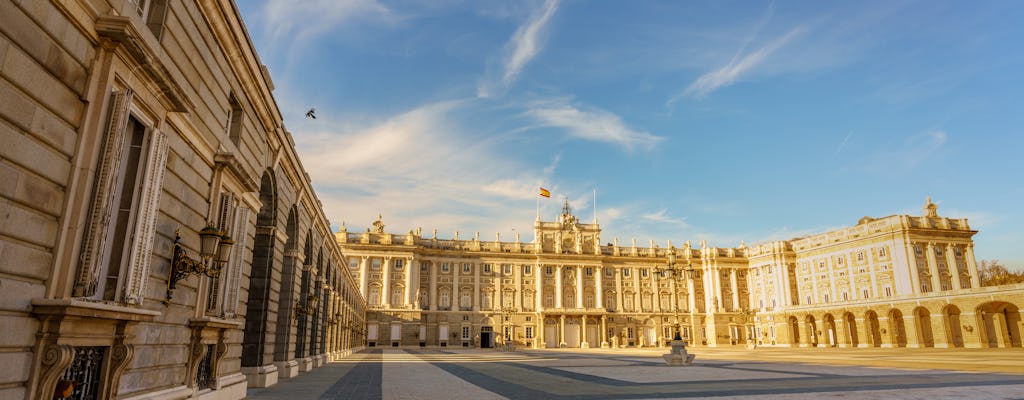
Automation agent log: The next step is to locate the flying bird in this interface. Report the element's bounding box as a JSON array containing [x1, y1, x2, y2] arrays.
[[305, 108, 316, 119]]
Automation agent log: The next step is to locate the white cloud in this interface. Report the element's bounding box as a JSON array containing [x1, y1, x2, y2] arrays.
[[260, 0, 394, 46], [478, 0, 560, 98], [526, 98, 663, 151], [294, 100, 559, 239], [682, 25, 807, 99], [641, 209, 689, 227]]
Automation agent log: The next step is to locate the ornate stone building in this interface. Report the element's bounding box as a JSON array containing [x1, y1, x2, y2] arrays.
[[0, 1, 365, 399], [338, 199, 1023, 351]]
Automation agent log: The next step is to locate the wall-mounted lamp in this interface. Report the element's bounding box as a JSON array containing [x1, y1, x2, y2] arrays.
[[963, 324, 974, 333], [295, 295, 319, 317], [164, 226, 234, 304]]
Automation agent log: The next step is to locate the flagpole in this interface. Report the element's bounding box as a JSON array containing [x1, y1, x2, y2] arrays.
[[536, 190, 540, 220], [593, 188, 597, 224]]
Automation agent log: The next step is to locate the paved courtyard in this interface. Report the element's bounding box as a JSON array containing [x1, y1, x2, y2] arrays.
[[246, 347, 1024, 399]]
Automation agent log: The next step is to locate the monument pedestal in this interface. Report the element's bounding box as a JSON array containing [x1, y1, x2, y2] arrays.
[[662, 340, 696, 366]]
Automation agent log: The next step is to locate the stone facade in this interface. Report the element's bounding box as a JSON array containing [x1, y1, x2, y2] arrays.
[[338, 199, 1023, 352], [0, 1, 365, 399]]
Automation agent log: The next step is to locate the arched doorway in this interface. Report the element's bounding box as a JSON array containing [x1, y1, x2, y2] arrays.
[[480, 317, 496, 348], [544, 318, 558, 348], [943, 305, 964, 348], [585, 318, 600, 348], [914, 307, 934, 347], [889, 309, 907, 347], [843, 312, 859, 347], [865, 310, 882, 347], [564, 318, 581, 348], [642, 318, 657, 347], [243, 170, 278, 371], [788, 316, 800, 346], [823, 314, 837, 347], [805, 315, 818, 347], [977, 302, 1022, 348]]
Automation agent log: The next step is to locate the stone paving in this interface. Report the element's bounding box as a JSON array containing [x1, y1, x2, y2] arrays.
[[245, 347, 1024, 399]]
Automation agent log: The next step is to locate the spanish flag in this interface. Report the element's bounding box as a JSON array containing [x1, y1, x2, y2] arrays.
[[539, 187, 551, 198]]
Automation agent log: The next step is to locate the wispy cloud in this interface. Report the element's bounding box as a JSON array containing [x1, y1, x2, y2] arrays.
[[526, 98, 663, 151], [834, 131, 854, 155], [260, 0, 394, 47], [682, 25, 807, 99], [478, 0, 560, 98], [294, 100, 559, 237], [641, 209, 689, 227]]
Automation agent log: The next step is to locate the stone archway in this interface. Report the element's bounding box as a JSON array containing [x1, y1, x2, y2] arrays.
[[943, 304, 965, 348], [788, 316, 800, 346], [977, 301, 1022, 348], [914, 306, 935, 348], [865, 310, 882, 347], [843, 312, 859, 347], [823, 314, 837, 347], [805, 315, 818, 347], [889, 309, 907, 347], [242, 170, 279, 386]]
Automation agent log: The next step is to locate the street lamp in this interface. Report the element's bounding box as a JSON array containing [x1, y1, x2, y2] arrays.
[[653, 247, 698, 343]]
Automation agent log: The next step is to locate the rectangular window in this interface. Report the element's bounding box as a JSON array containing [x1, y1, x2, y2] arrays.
[[421, 261, 428, 271], [101, 117, 149, 301], [524, 265, 532, 275], [604, 268, 612, 277], [856, 252, 864, 262], [914, 245, 922, 255], [837, 257, 844, 265], [483, 264, 491, 273], [806, 295, 812, 304], [641, 269, 649, 278], [824, 293, 830, 302], [463, 263, 471, 273], [349, 258, 359, 269], [954, 248, 962, 257], [372, 258, 382, 270], [884, 287, 892, 296], [503, 264, 512, 274], [525, 326, 534, 339], [227, 93, 243, 146], [545, 266, 553, 275], [462, 326, 471, 340], [623, 269, 631, 277], [842, 292, 849, 301], [862, 289, 869, 299], [936, 247, 943, 256], [879, 247, 887, 257], [585, 267, 593, 276], [394, 259, 404, 270], [441, 263, 450, 273]]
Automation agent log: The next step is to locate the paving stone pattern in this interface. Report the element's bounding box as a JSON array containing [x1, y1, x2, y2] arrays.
[[246, 348, 1024, 399]]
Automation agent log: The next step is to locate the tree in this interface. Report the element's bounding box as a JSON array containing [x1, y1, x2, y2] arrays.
[[978, 260, 1024, 286]]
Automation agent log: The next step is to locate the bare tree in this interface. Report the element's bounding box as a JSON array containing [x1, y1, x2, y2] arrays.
[[978, 260, 1024, 286]]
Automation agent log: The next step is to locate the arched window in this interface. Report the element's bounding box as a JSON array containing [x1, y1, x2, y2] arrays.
[[368, 286, 381, 306]]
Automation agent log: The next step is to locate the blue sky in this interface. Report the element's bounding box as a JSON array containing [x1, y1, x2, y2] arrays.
[[237, 0, 1024, 270]]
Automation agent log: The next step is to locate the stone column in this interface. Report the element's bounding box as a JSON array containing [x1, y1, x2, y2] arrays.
[[925, 243, 941, 292], [595, 266, 604, 309], [473, 263, 481, 311], [359, 256, 369, 297], [904, 314, 922, 348], [905, 242, 921, 294], [429, 261, 438, 311], [965, 244, 981, 289], [576, 266, 583, 308], [946, 244, 961, 291], [930, 312, 951, 348], [652, 271, 661, 313], [535, 264, 543, 311], [835, 318, 851, 348], [559, 315, 566, 347], [615, 268, 623, 312], [581, 317, 588, 348], [729, 269, 739, 311], [855, 317, 870, 348], [382, 257, 392, 308], [878, 317, 894, 348], [781, 263, 793, 306], [601, 315, 608, 347], [991, 312, 1009, 348], [555, 265, 563, 309], [537, 317, 544, 349], [797, 321, 811, 347], [404, 257, 414, 308]]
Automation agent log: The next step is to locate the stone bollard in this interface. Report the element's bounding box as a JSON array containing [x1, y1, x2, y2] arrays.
[[662, 340, 696, 366]]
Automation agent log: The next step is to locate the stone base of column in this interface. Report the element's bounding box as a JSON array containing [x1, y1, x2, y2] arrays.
[[581, 342, 589, 348], [298, 357, 314, 372], [242, 364, 279, 388], [274, 360, 299, 378], [601, 341, 608, 348], [313, 354, 326, 367]]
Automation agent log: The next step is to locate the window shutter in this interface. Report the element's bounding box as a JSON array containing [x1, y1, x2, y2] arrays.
[[121, 130, 168, 304]]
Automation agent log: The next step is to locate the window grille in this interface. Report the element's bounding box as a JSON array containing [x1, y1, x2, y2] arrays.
[[195, 344, 215, 390], [59, 346, 107, 400]]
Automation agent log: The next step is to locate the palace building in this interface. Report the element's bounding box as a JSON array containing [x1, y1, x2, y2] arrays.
[[338, 198, 1023, 350]]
